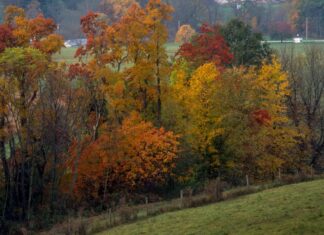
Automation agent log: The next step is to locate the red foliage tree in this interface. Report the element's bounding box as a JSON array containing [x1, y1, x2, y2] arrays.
[[177, 23, 233, 68], [252, 109, 271, 126], [0, 25, 14, 52]]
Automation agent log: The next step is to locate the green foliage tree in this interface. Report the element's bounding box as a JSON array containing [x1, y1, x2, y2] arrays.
[[221, 19, 272, 67]]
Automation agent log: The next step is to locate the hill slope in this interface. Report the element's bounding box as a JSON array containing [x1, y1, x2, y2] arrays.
[[97, 179, 324, 235]]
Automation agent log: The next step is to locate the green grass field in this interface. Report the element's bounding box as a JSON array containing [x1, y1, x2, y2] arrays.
[[52, 43, 180, 64], [97, 179, 324, 235], [53, 42, 324, 64], [270, 41, 324, 54], [52, 47, 79, 64]]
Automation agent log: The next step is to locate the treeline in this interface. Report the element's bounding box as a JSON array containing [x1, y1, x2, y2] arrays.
[[0, 0, 323, 233], [1, 0, 323, 40]]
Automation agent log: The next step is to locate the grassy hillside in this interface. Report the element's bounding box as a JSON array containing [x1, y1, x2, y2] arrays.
[[97, 179, 324, 235]]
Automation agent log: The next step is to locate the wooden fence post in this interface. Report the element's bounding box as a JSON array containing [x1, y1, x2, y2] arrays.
[[180, 190, 183, 208], [109, 208, 112, 226], [216, 177, 222, 200], [145, 196, 149, 216], [246, 174, 250, 187]]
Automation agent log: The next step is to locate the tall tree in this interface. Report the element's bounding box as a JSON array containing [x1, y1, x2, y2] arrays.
[[280, 45, 324, 169], [0, 5, 64, 221], [144, 0, 173, 124], [221, 19, 272, 67], [0, 47, 47, 219]]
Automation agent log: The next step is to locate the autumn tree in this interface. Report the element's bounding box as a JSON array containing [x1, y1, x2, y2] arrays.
[[170, 59, 306, 182], [230, 60, 306, 181], [1, 5, 63, 55], [68, 113, 179, 204], [177, 23, 233, 69], [170, 62, 224, 180], [0, 24, 14, 52], [100, 0, 138, 23], [0, 6, 65, 221], [76, 0, 173, 125], [175, 24, 196, 44], [0, 47, 48, 219]]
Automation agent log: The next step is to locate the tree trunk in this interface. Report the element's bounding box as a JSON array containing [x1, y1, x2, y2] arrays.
[[70, 132, 82, 194], [156, 43, 161, 125], [27, 158, 35, 221], [20, 84, 29, 219], [0, 117, 11, 219]]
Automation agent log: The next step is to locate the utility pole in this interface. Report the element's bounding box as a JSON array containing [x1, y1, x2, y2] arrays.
[[86, 0, 89, 12], [306, 17, 309, 41]]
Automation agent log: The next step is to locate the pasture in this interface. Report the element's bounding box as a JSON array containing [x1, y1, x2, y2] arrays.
[[52, 43, 180, 64], [53, 41, 324, 64], [97, 179, 324, 235]]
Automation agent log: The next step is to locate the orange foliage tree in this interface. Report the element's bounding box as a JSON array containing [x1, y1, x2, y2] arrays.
[[75, 0, 173, 124], [68, 113, 179, 203], [1, 5, 63, 55]]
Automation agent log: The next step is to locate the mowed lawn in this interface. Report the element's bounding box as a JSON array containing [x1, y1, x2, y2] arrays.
[[52, 47, 79, 64], [270, 41, 324, 54], [97, 179, 324, 235], [52, 43, 180, 64], [53, 41, 324, 64]]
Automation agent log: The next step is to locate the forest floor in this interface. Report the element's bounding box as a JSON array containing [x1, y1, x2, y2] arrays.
[[97, 179, 324, 235]]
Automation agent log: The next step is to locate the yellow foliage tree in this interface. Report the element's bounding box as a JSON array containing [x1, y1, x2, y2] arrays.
[[169, 59, 308, 181], [170, 62, 224, 179], [175, 24, 196, 44]]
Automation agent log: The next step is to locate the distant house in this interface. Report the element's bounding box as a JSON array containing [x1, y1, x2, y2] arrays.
[[64, 38, 87, 48], [293, 37, 303, 43]]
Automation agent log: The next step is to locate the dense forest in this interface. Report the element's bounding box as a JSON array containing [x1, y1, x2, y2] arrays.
[[1, 0, 324, 234], [1, 0, 324, 40]]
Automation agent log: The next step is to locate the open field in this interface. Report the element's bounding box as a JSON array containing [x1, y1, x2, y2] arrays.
[[53, 41, 324, 64], [270, 41, 324, 54], [97, 179, 324, 235], [52, 47, 79, 64], [52, 43, 180, 64]]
